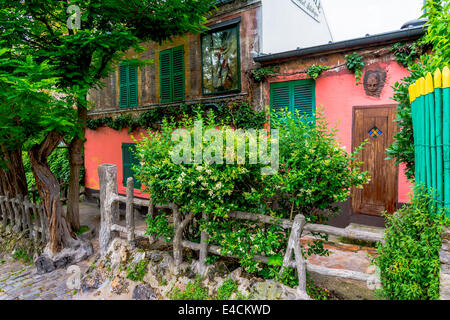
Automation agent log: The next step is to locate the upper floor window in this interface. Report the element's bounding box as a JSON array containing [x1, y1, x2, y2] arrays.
[[270, 79, 315, 122], [160, 46, 185, 103], [119, 63, 138, 108], [201, 22, 241, 95]]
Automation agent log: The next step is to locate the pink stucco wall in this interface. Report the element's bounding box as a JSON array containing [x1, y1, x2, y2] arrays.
[[266, 60, 413, 203], [84, 127, 150, 198]]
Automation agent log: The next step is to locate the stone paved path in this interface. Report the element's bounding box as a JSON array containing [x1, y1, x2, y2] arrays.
[[0, 256, 79, 300], [0, 202, 100, 300]]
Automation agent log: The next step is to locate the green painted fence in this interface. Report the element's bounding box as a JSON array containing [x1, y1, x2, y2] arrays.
[[410, 66, 450, 214]]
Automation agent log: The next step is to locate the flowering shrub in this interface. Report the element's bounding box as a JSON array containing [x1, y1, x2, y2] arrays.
[[270, 107, 370, 223], [134, 108, 369, 273]]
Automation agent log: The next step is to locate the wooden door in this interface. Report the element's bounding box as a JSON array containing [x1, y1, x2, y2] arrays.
[[352, 106, 398, 216]]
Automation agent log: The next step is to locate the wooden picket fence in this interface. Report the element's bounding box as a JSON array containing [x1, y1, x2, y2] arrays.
[[409, 66, 450, 212], [98, 164, 382, 299], [0, 193, 48, 243]]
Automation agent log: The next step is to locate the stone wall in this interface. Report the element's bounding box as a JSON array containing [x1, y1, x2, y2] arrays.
[[441, 227, 450, 300]]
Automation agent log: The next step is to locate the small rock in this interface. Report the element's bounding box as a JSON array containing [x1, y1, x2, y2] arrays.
[[132, 284, 158, 300], [231, 267, 243, 281], [111, 276, 129, 295], [119, 246, 128, 264]]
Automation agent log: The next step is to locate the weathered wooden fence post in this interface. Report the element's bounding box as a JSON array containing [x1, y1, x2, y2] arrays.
[[280, 214, 309, 299], [172, 204, 194, 268], [0, 196, 7, 230], [39, 204, 47, 242], [11, 197, 22, 232], [198, 212, 209, 275], [126, 177, 135, 246], [99, 164, 120, 256]]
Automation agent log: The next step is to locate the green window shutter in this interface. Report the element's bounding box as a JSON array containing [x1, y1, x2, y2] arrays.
[[160, 46, 185, 103], [160, 49, 172, 103], [292, 79, 315, 120], [270, 79, 315, 122], [119, 63, 129, 108], [172, 46, 185, 101], [270, 82, 291, 118], [128, 66, 138, 108], [122, 143, 141, 189]]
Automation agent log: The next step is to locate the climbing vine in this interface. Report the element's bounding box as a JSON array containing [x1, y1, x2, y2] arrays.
[[251, 66, 278, 82], [391, 41, 430, 68], [87, 102, 267, 133], [345, 52, 365, 85], [306, 65, 329, 80]]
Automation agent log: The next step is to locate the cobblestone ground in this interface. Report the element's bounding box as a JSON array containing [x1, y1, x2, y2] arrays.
[[0, 256, 86, 300], [0, 202, 100, 300]]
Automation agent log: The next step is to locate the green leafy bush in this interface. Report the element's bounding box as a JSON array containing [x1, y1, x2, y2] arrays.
[[126, 259, 149, 282], [170, 276, 246, 300], [375, 186, 448, 300], [169, 275, 209, 300], [145, 213, 173, 243], [270, 107, 369, 222], [135, 108, 369, 274]]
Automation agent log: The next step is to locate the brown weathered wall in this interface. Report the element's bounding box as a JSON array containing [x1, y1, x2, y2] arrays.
[[87, 0, 262, 117]]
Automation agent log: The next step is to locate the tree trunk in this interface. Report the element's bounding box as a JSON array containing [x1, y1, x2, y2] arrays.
[[29, 131, 72, 253], [29, 130, 93, 273], [0, 146, 28, 197], [67, 104, 87, 231]]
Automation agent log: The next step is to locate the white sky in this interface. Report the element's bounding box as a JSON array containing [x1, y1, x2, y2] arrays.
[[321, 0, 425, 42]]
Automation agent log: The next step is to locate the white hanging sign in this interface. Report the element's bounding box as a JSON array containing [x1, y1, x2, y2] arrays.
[[291, 0, 322, 22]]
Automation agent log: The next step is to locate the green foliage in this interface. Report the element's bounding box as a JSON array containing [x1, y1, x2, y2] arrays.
[[385, 63, 426, 181], [169, 275, 210, 300], [169, 275, 246, 300], [270, 107, 370, 220], [12, 248, 33, 264], [75, 225, 90, 235], [387, 0, 450, 179], [23, 147, 83, 191], [126, 259, 149, 282], [251, 67, 278, 82], [215, 278, 239, 300], [345, 52, 365, 84], [0, 48, 76, 162], [391, 41, 430, 68], [87, 102, 267, 132], [135, 108, 368, 275], [421, 0, 450, 71], [307, 65, 329, 80], [145, 213, 174, 243], [375, 186, 448, 300]]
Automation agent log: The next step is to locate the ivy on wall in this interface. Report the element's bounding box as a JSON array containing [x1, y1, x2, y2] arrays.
[[306, 65, 329, 80], [87, 102, 268, 133], [251, 66, 279, 83], [390, 41, 430, 68], [345, 52, 365, 85]]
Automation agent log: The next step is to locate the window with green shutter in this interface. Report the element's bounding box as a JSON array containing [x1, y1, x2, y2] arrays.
[[122, 143, 141, 189], [119, 63, 138, 108], [270, 79, 315, 121], [160, 46, 185, 103]]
